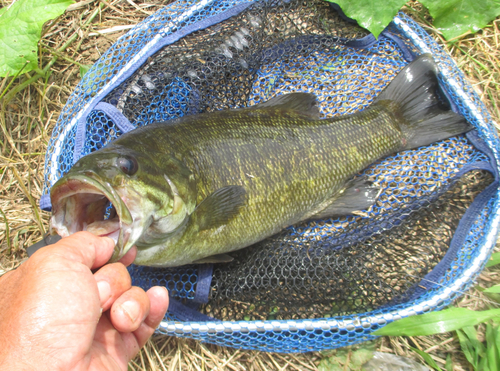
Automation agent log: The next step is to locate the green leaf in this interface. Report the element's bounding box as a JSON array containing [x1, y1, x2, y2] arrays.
[[486, 324, 499, 371], [79, 64, 92, 78], [0, 0, 74, 77], [419, 0, 500, 40], [349, 348, 374, 368], [478, 356, 490, 371], [329, 0, 500, 41], [486, 252, 500, 268], [373, 308, 500, 336], [462, 326, 485, 367], [325, 0, 407, 38], [482, 291, 500, 305], [496, 324, 500, 366], [457, 328, 478, 369], [318, 355, 345, 371], [410, 347, 443, 371], [445, 353, 453, 371], [319, 347, 374, 371], [484, 285, 500, 294]]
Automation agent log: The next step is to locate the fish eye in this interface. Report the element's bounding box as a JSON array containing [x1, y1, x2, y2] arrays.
[[116, 156, 138, 176]]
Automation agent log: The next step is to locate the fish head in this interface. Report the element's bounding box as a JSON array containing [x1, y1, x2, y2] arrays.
[[50, 145, 196, 262]]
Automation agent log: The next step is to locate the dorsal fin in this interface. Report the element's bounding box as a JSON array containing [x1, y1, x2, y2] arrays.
[[250, 93, 320, 119]]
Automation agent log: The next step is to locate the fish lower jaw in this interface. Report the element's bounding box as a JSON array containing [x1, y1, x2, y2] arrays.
[[50, 180, 136, 250], [50, 218, 70, 238], [85, 218, 121, 243], [50, 216, 122, 244]]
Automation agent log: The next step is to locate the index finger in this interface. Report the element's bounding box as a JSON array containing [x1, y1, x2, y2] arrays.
[[38, 232, 116, 270]]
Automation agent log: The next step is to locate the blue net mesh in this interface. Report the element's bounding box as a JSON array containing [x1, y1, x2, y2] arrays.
[[42, 0, 500, 352], [82, 111, 123, 157], [130, 265, 199, 301]]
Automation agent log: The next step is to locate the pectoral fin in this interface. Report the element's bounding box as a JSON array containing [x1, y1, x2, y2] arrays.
[[193, 253, 234, 264], [193, 185, 246, 231], [310, 178, 381, 219]]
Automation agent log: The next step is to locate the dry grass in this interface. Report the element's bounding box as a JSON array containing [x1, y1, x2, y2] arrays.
[[127, 337, 324, 370], [405, 2, 500, 128], [0, 0, 499, 369]]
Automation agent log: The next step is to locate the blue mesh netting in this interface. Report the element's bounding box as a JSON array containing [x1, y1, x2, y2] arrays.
[[131, 265, 199, 301], [42, 0, 500, 352], [82, 110, 123, 157]]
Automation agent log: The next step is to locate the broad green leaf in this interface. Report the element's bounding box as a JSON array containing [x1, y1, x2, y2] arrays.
[[410, 347, 443, 371], [318, 356, 344, 371], [373, 308, 500, 336], [318, 347, 374, 371], [419, 0, 500, 40], [329, 0, 500, 41], [0, 0, 74, 77], [486, 252, 500, 268], [349, 348, 374, 368], [326, 0, 407, 38], [484, 285, 500, 294], [318, 348, 349, 371]]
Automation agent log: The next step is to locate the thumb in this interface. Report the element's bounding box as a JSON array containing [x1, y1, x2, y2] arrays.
[[36, 232, 116, 270]]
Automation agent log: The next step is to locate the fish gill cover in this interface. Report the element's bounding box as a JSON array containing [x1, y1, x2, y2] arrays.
[[42, 0, 500, 352]]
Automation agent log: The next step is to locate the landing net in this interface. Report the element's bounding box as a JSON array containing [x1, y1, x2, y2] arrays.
[[41, 0, 500, 352]]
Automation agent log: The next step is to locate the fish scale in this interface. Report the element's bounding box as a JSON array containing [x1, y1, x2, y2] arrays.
[[119, 107, 406, 265], [49, 55, 472, 267]]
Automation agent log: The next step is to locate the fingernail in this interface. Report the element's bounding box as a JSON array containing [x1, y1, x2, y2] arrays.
[[120, 300, 140, 323], [155, 286, 169, 296], [97, 280, 111, 306]]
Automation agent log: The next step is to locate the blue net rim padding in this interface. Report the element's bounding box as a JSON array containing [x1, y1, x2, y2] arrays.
[[152, 12, 500, 351]]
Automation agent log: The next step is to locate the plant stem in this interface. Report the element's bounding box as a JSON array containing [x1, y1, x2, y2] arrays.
[[40, 44, 87, 68], [0, 208, 11, 254], [42, 2, 103, 74], [457, 46, 491, 73], [11, 167, 45, 235], [0, 108, 29, 161], [0, 61, 30, 101], [1, 73, 43, 107]]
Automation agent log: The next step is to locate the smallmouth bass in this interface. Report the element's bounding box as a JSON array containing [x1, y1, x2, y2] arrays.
[[50, 54, 472, 267]]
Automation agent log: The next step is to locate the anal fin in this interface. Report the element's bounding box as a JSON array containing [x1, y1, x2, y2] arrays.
[[193, 254, 234, 264], [310, 178, 381, 219]]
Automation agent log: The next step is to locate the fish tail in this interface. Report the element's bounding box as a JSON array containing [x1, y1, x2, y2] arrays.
[[374, 54, 473, 150]]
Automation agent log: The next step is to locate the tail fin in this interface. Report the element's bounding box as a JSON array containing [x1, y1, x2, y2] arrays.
[[375, 54, 473, 150]]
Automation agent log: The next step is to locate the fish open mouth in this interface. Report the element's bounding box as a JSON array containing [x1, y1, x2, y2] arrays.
[[50, 174, 134, 260]]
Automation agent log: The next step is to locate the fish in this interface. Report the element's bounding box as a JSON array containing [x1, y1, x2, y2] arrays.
[[49, 54, 472, 267]]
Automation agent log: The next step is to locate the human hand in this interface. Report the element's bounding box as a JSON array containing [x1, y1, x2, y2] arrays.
[[0, 231, 169, 371]]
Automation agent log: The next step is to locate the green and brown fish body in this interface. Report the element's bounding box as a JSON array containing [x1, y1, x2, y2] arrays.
[[50, 54, 471, 267]]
